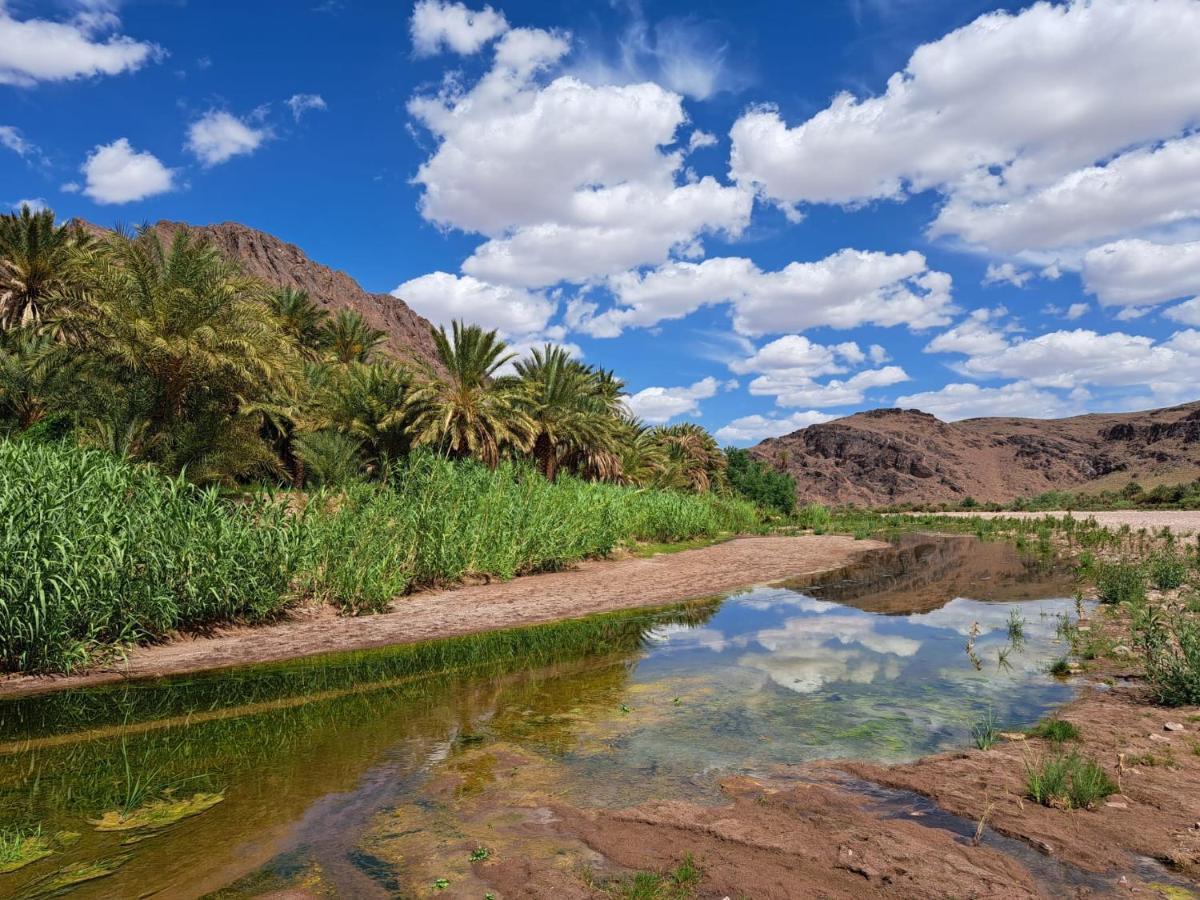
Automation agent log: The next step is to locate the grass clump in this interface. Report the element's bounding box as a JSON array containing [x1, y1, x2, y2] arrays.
[[1026, 719, 1081, 743], [1133, 609, 1200, 706], [971, 710, 1000, 750], [1025, 751, 1116, 810], [1048, 657, 1073, 677], [602, 853, 701, 899], [1095, 561, 1146, 605], [795, 503, 832, 534], [0, 441, 303, 673], [0, 826, 53, 874]]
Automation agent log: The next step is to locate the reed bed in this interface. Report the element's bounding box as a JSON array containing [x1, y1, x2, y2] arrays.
[[0, 443, 759, 673]]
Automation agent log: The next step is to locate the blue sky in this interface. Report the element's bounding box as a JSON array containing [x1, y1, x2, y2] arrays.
[[3, 0, 1200, 444]]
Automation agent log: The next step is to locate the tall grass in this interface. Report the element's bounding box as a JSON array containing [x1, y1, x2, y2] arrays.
[[0, 442, 303, 673], [0, 443, 760, 671], [300, 454, 760, 613]]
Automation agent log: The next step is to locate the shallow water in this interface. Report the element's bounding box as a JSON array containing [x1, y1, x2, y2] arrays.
[[0, 534, 1085, 898]]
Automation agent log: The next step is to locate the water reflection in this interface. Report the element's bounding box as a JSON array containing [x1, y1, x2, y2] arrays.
[[0, 535, 1080, 898]]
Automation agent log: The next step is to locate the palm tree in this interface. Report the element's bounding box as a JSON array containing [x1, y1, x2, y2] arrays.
[[307, 360, 417, 471], [655, 422, 728, 493], [514, 345, 624, 481], [270, 287, 330, 359], [0, 206, 92, 333], [68, 227, 298, 480], [615, 417, 670, 487], [408, 321, 532, 467], [321, 309, 386, 364], [0, 330, 76, 432]]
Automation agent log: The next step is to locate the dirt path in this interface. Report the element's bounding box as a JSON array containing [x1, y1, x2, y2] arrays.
[[0, 534, 884, 699], [931, 509, 1200, 534]]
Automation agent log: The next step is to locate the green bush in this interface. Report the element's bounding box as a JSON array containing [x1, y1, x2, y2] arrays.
[[1134, 610, 1200, 706], [724, 447, 795, 515], [1149, 550, 1189, 591], [1026, 719, 1081, 743], [0, 441, 303, 673], [1025, 751, 1116, 809], [1094, 561, 1146, 604], [795, 503, 832, 534]]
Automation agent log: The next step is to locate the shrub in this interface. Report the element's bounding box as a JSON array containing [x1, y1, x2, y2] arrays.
[[1133, 610, 1200, 706], [1025, 751, 1116, 809], [1094, 561, 1146, 605], [1149, 550, 1189, 591], [795, 503, 832, 534], [0, 441, 303, 673], [724, 447, 795, 516]]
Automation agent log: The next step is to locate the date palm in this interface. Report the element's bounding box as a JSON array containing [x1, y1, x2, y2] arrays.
[[68, 228, 298, 480], [655, 422, 727, 493], [515, 345, 623, 481], [408, 321, 532, 467], [0, 330, 76, 432], [0, 206, 92, 333], [307, 360, 417, 470], [270, 287, 330, 359], [321, 309, 386, 364]]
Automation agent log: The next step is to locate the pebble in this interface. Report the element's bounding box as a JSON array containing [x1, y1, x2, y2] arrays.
[[1112, 645, 1132, 657], [998, 732, 1027, 742], [1105, 800, 1128, 809], [1149, 733, 1171, 743], [1164, 722, 1185, 732]]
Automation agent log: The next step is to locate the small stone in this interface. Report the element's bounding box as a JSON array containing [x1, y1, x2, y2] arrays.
[[1149, 733, 1171, 743], [1076, 625, 1091, 632], [1112, 645, 1132, 657], [1105, 800, 1128, 809], [998, 732, 1027, 742], [1164, 722, 1185, 732]]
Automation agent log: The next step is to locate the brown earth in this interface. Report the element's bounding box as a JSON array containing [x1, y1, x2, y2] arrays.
[[0, 534, 884, 699], [78, 219, 445, 372], [751, 403, 1200, 507]]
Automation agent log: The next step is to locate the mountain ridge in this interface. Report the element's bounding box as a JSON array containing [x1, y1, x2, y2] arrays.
[[749, 402, 1200, 506]]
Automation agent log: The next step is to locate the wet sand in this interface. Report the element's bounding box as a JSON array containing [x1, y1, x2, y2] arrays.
[[0, 534, 885, 699]]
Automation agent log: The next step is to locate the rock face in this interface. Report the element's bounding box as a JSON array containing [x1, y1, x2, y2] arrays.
[[750, 403, 1200, 506], [85, 220, 444, 372]]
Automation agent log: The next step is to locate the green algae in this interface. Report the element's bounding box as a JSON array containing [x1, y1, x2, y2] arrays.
[[89, 791, 224, 831], [20, 853, 131, 897]]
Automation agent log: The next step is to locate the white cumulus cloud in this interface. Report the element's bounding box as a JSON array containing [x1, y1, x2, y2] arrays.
[[81, 138, 174, 204], [715, 410, 835, 444], [1081, 238, 1200, 307], [186, 110, 269, 167], [0, 3, 161, 86], [391, 271, 554, 337], [411, 0, 509, 56], [626, 376, 720, 424], [894, 381, 1085, 421]]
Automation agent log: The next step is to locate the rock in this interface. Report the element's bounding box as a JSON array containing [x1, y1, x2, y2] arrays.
[[1105, 800, 1128, 809], [1112, 645, 1132, 657], [1149, 734, 1171, 743], [998, 732, 1027, 742], [1164, 722, 1185, 732]]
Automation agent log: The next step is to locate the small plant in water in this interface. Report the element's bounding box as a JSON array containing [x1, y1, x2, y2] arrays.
[[1025, 751, 1116, 809], [1048, 657, 1073, 677], [1006, 608, 1026, 646], [971, 710, 1000, 750], [0, 826, 54, 874], [1026, 719, 1081, 743]]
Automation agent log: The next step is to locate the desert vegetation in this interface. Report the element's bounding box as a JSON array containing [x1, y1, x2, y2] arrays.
[[0, 207, 777, 674]]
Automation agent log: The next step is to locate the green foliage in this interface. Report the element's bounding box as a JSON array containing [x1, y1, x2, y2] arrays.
[[1025, 751, 1116, 809], [0, 441, 303, 672], [1133, 608, 1200, 706], [724, 447, 795, 515], [794, 503, 832, 533], [602, 853, 701, 899], [300, 454, 759, 614], [971, 710, 1000, 750], [1026, 719, 1081, 743], [1149, 549, 1189, 591], [1095, 561, 1146, 605]]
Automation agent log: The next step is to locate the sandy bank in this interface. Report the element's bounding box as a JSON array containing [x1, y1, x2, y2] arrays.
[[930, 509, 1200, 534], [0, 534, 884, 699]]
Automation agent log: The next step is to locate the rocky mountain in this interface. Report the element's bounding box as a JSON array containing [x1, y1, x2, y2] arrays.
[[750, 402, 1200, 507], [82, 220, 443, 372]]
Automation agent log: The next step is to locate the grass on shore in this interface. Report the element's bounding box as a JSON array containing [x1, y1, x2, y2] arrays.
[[0, 441, 759, 674]]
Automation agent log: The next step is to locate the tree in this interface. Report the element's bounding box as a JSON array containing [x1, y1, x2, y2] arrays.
[[408, 321, 532, 467], [67, 227, 299, 481], [654, 422, 727, 493], [270, 287, 330, 359], [725, 447, 795, 515], [321, 309, 386, 364], [0, 206, 93, 333], [514, 345, 624, 481], [0, 331, 77, 432], [307, 360, 417, 472]]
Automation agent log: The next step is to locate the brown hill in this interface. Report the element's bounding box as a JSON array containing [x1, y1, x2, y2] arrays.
[[750, 402, 1200, 507], [80, 220, 443, 372]]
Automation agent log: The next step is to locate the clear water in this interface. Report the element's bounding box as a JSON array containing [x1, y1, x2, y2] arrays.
[[0, 535, 1084, 898]]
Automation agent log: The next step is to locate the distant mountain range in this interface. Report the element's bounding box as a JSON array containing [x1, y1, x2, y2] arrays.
[[80, 219, 444, 373], [750, 403, 1200, 506]]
